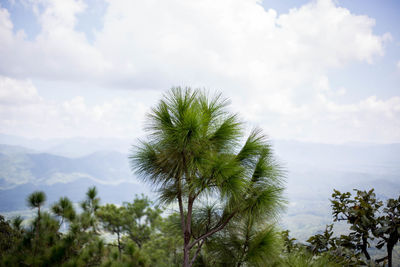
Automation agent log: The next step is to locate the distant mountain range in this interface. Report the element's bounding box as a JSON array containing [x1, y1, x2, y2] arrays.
[[0, 133, 134, 157], [0, 178, 150, 213], [0, 144, 134, 189], [0, 142, 150, 213], [0, 134, 399, 241]]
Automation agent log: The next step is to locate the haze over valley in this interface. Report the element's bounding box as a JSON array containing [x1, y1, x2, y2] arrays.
[[1, 134, 398, 241]]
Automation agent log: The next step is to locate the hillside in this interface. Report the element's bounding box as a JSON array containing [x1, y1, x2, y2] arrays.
[[0, 138, 399, 241], [0, 144, 149, 213], [0, 145, 133, 189]]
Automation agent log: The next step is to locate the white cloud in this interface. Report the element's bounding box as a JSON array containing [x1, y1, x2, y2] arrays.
[[298, 94, 400, 143], [0, 75, 399, 143], [0, 76, 157, 139], [0, 76, 41, 105], [0, 0, 389, 88], [234, 87, 400, 143], [0, 0, 109, 81], [0, 0, 398, 143]]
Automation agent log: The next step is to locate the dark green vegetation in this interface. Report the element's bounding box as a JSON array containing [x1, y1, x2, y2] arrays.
[[0, 189, 167, 266], [330, 189, 400, 266], [1, 187, 398, 266], [281, 189, 400, 267]]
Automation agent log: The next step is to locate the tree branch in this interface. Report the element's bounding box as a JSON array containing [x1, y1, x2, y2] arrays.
[[189, 239, 205, 266], [188, 211, 236, 249], [376, 255, 388, 263]]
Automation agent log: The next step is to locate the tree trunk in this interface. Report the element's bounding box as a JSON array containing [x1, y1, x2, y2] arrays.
[[183, 206, 192, 266], [33, 206, 41, 266], [183, 245, 190, 267], [361, 236, 371, 260], [117, 231, 122, 260], [183, 193, 194, 267], [387, 242, 393, 267]]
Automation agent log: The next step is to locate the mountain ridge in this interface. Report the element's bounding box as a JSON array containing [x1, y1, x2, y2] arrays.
[[0, 138, 398, 241]]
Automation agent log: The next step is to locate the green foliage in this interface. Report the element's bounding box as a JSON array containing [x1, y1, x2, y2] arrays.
[[97, 204, 125, 235], [281, 230, 297, 253], [281, 247, 341, 267], [81, 186, 101, 234], [1, 188, 105, 266], [81, 186, 100, 214], [331, 189, 382, 261], [142, 213, 182, 266], [307, 224, 335, 254], [374, 196, 400, 267], [97, 203, 126, 258], [0, 215, 21, 257], [130, 87, 285, 266], [205, 216, 282, 266], [2, 184, 399, 266], [298, 188, 400, 266], [305, 225, 365, 266], [8, 183, 400, 266], [52, 197, 76, 225], [27, 191, 46, 210], [123, 194, 162, 249]]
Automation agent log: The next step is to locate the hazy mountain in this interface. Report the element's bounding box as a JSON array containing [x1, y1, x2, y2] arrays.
[[0, 178, 150, 212], [0, 145, 134, 189], [272, 140, 400, 240], [0, 144, 149, 213], [0, 133, 134, 157], [0, 144, 37, 155], [0, 135, 399, 241]]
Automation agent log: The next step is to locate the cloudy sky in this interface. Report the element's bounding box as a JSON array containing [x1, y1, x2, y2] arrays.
[[0, 0, 399, 143]]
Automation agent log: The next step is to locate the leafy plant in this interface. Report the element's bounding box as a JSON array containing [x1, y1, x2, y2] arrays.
[[130, 87, 285, 266]]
